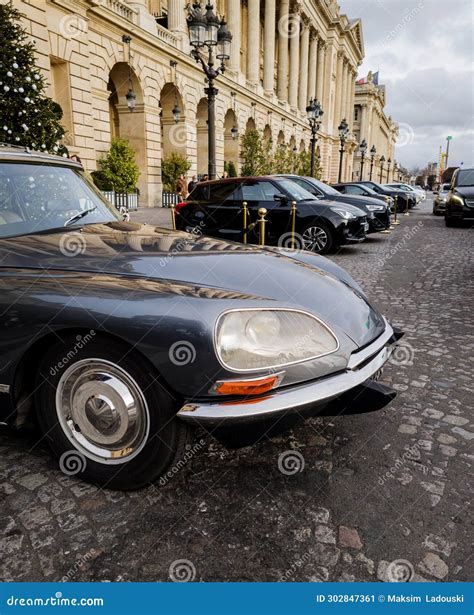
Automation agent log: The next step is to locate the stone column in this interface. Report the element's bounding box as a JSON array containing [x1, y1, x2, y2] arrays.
[[298, 18, 310, 111], [125, 0, 157, 34], [316, 39, 325, 104], [263, 0, 276, 94], [168, 0, 186, 33], [359, 103, 367, 141], [340, 60, 348, 122], [308, 31, 318, 102], [334, 51, 344, 125], [288, 8, 300, 108], [277, 0, 290, 101], [227, 0, 241, 72], [247, 0, 261, 85], [346, 65, 353, 128]]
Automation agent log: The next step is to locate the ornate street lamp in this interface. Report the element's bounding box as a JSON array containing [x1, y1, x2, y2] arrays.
[[359, 139, 368, 181], [172, 103, 181, 124], [306, 98, 324, 177], [386, 157, 392, 182], [337, 118, 349, 183], [379, 155, 386, 183], [369, 145, 376, 180], [122, 35, 136, 112], [231, 124, 238, 140], [187, 3, 232, 179]]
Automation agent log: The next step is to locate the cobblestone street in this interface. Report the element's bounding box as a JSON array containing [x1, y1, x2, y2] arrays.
[[0, 197, 472, 583]]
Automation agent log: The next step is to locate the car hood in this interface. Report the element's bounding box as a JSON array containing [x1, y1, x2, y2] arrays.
[[0, 221, 386, 348], [300, 198, 367, 217], [324, 194, 387, 210], [455, 186, 474, 198]]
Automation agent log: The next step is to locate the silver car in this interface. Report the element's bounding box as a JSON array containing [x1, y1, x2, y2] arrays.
[[433, 183, 451, 215]]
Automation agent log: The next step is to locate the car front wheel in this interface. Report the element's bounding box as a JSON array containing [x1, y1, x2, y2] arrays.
[[36, 336, 193, 490], [301, 221, 334, 254]]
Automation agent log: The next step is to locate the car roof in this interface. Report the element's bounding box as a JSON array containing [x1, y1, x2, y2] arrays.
[[196, 176, 282, 187], [0, 144, 82, 168]]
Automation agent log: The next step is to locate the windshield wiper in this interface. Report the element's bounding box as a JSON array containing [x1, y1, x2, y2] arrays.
[[64, 206, 97, 227]]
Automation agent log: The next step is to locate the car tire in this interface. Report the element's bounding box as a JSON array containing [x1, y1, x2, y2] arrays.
[[301, 221, 334, 254], [35, 335, 194, 490], [445, 216, 457, 227]]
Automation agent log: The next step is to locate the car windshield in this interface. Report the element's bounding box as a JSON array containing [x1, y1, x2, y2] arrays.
[[305, 177, 340, 196], [0, 162, 119, 238], [456, 169, 474, 187], [278, 179, 316, 202]]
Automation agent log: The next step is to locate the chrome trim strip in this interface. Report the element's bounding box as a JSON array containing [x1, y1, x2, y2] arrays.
[[347, 319, 394, 369], [178, 339, 395, 424]]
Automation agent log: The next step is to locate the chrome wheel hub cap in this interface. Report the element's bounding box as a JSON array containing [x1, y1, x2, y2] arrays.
[[302, 226, 328, 252], [56, 359, 150, 464]]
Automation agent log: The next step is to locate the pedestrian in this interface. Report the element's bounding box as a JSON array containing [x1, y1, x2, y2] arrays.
[[188, 175, 197, 193], [70, 154, 82, 165], [201, 174, 209, 182], [176, 173, 187, 200]]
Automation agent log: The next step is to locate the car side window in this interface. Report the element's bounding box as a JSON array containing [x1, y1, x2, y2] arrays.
[[208, 183, 239, 202], [239, 181, 280, 201]]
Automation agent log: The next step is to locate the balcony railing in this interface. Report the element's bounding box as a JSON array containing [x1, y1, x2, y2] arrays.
[[101, 0, 138, 24]]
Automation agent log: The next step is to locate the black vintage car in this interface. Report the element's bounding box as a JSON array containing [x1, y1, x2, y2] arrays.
[[278, 175, 391, 233], [445, 167, 474, 226], [0, 148, 400, 490], [177, 176, 369, 254]]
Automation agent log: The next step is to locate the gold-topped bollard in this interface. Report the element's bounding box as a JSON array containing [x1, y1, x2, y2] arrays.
[[392, 196, 400, 225], [241, 201, 248, 244], [404, 197, 410, 216], [258, 207, 267, 247], [290, 200, 297, 249], [170, 203, 177, 231]]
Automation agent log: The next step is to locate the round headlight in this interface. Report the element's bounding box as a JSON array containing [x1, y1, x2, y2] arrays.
[[245, 312, 281, 345]]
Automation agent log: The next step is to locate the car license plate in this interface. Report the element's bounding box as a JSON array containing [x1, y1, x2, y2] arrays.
[[363, 222, 369, 232]]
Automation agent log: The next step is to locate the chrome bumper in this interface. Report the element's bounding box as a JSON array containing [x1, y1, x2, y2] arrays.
[[177, 322, 397, 425]]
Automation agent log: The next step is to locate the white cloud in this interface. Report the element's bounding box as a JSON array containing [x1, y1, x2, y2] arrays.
[[341, 0, 474, 168]]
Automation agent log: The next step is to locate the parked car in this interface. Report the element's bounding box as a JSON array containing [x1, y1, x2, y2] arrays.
[[445, 167, 474, 226], [177, 177, 369, 254], [332, 182, 391, 206], [340, 181, 415, 212], [385, 182, 426, 203], [0, 147, 400, 490], [432, 183, 451, 215], [277, 175, 391, 233]]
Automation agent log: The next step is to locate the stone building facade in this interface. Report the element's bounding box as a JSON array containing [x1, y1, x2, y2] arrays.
[[352, 72, 399, 183], [12, 0, 370, 205]]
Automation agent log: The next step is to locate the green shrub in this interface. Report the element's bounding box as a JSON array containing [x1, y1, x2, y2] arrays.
[[162, 152, 191, 192], [95, 138, 140, 193]]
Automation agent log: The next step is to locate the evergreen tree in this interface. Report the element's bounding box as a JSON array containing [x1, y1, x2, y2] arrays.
[[95, 138, 140, 193], [0, 4, 66, 154], [240, 128, 268, 176]]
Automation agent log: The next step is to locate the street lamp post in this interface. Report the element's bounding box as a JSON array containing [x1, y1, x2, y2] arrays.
[[122, 35, 136, 112], [386, 158, 391, 182], [359, 139, 368, 181], [306, 98, 324, 177], [187, 3, 232, 180], [337, 118, 349, 183], [379, 155, 385, 183], [369, 145, 376, 181]]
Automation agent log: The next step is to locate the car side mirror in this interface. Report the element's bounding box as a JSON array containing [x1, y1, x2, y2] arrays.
[[273, 193, 288, 202]]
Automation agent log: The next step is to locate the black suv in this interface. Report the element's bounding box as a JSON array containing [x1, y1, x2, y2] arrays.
[[335, 182, 415, 213], [279, 175, 391, 233], [445, 167, 474, 226], [176, 176, 369, 254]]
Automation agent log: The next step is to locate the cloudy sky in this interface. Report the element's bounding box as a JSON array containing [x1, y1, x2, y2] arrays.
[[342, 0, 474, 171]]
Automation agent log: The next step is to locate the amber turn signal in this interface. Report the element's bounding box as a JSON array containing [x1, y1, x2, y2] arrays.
[[211, 373, 284, 396]]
